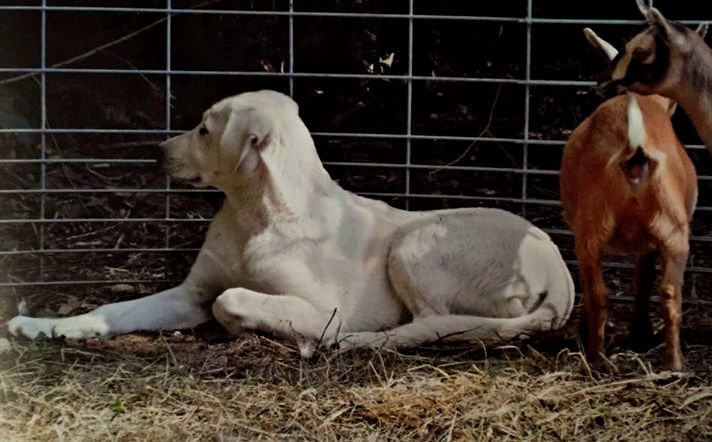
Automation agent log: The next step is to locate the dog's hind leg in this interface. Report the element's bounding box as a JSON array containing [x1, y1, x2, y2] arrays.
[[338, 311, 556, 350], [212, 287, 343, 358], [8, 285, 211, 339], [386, 211, 574, 328]]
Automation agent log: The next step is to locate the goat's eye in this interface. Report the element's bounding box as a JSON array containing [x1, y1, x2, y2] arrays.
[[198, 125, 209, 136]]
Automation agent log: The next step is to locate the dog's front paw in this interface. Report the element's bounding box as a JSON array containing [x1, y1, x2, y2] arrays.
[[8, 315, 58, 339], [7, 315, 109, 340], [212, 292, 249, 337]]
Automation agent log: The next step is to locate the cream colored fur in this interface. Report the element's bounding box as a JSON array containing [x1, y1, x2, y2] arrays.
[[7, 90, 575, 357]]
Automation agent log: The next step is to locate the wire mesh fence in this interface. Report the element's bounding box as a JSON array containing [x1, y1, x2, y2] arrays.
[[1, 0, 712, 309]]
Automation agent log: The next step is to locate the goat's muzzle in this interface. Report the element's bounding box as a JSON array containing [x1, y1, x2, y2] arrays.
[[597, 79, 629, 98]]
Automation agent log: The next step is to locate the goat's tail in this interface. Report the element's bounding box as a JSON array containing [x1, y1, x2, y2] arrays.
[[627, 93, 647, 150], [606, 93, 663, 188]]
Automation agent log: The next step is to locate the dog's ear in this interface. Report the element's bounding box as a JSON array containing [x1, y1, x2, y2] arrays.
[[220, 107, 274, 153], [219, 107, 275, 175]]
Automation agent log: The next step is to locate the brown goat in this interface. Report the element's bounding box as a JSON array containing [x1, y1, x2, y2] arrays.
[[560, 30, 697, 371]]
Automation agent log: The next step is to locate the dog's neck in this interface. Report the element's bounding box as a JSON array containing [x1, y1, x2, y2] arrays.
[[221, 133, 338, 230]]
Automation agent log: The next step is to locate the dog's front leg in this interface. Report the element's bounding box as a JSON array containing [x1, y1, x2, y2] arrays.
[[212, 287, 342, 358], [8, 284, 212, 339]]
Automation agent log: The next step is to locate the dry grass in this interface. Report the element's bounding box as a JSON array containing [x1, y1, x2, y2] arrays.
[[2, 318, 712, 442]]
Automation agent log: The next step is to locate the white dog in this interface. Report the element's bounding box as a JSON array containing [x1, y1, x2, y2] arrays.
[[8, 90, 574, 357]]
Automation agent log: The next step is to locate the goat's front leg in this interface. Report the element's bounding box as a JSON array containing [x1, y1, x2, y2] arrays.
[[658, 239, 688, 371], [576, 241, 609, 369], [7, 284, 212, 339], [212, 288, 343, 358]]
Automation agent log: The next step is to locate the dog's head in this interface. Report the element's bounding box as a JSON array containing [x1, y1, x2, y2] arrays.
[[160, 90, 302, 190]]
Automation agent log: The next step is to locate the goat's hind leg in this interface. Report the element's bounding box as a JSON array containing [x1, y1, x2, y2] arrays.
[[628, 250, 659, 351], [576, 241, 609, 369], [658, 240, 688, 371]]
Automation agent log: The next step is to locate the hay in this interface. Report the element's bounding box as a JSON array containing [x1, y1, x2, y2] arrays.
[[1, 328, 712, 442]]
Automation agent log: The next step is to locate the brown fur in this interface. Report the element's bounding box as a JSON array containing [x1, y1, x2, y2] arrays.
[[560, 94, 697, 371]]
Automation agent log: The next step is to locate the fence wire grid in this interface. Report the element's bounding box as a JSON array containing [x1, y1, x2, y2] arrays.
[[2, 0, 712, 308]]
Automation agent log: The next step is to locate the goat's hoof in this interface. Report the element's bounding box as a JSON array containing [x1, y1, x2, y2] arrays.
[[586, 353, 616, 376], [662, 352, 684, 372]]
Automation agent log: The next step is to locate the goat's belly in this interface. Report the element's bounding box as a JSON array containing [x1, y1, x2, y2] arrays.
[[605, 224, 656, 256]]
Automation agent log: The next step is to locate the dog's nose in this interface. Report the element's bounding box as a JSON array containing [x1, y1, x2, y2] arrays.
[[151, 139, 171, 167]]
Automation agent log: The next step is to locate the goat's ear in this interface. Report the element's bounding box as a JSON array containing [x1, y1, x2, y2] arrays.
[[645, 7, 688, 50], [649, 95, 679, 116], [636, 0, 649, 16], [667, 100, 678, 116], [658, 97, 678, 116], [219, 107, 273, 153], [695, 23, 709, 39], [583, 28, 619, 62]]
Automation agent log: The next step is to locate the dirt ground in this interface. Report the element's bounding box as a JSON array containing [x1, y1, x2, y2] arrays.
[[2, 300, 712, 441]]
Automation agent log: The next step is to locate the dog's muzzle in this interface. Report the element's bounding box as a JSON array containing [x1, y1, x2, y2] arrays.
[[157, 139, 195, 182]]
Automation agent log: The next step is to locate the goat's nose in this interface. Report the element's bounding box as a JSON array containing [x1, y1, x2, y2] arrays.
[[596, 79, 627, 99]]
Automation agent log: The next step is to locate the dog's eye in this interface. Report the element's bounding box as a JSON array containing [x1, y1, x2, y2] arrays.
[[198, 125, 209, 136]]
